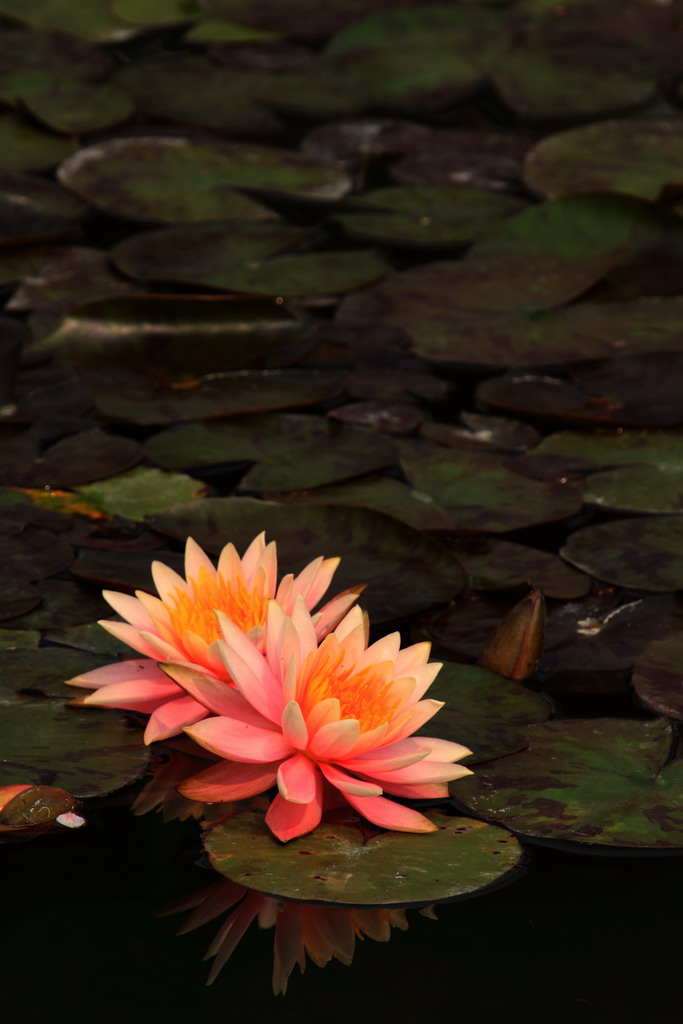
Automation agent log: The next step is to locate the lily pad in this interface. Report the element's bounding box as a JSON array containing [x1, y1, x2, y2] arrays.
[[58, 137, 351, 222], [69, 548, 185, 596], [3, 579, 109, 630], [445, 537, 590, 599], [44, 621, 130, 658], [561, 517, 683, 592], [400, 443, 582, 533], [0, 113, 75, 172], [417, 662, 552, 765], [0, 170, 84, 242], [0, 580, 42, 621], [19, 76, 134, 135], [0, 699, 149, 797], [0, 524, 73, 579], [0, 27, 112, 79], [112, 0, 200, 25], [0, 629, 39, 649], [0, 646, 106, 699], [633, 633, 683, 722], [146, 414, 395, 490], [185, 17, 281, 43], [453, 718, 683, 849], [204, 809, 522, 906], [1, 429, 144, 488], [95, 370, 342, 426], [422, 414, 540, 454], [391, 129, 531, 191], [0, 0, 135, 42], [524, 119, 683, 200], [148, 497, 466, 621], [74, 467, 207, 523], [110, 222, 311, 290], [29, 296, 304, 376], [335, 185, 528, 247]]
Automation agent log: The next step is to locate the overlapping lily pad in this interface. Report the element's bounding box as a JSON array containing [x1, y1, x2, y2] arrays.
[[3, 579, 109, 630], [0, 0, 135, 41], [0, 523, 73, 578], [58, 137, 352, 223], [113, 0, 200, 25], [69, 548, 185, 596], [633, 633, 683, 722], [0, 113, 75, 172], [17, 76, 133, 135], [73, 467, 207, 522], [453, 718, 683, 849], [390, 129, 531, 190], [148, 498, 466, 621], [0, 170, 84, 242], [445, 537, 590, 599], [0, 646, 106, 699], [205, 810, 522, 906], [524, 119, 683, 200], [561, 517, 683, 592]]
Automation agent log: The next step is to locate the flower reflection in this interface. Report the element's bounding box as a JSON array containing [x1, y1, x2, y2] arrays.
[[165, 878, 435, 994], [67, 533, 360, 744]]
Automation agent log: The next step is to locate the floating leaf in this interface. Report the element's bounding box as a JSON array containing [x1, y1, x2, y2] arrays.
[[478, 590, 546, 681], [0, 629, 39, 649], [0, 580, 42, 621], [391, 129, 531, 191], [74, 467, 207, 523], [185, 17, 281, 43], [446, 537, 590, 599], [18, 76, 133, 135], [205, 810, 522, 906], [0, 524, 73, 579], [149, 498, 466, 621], [0, 170, 84, 242], [561, 517, 683, 592], [453, 718, 683, 849], [0, 700, 149, 797], [0, 27, 112, 79], [0, 0, 135, 41], [4, 579, 108, 630], [417, 662, 552, 765], [633, 633, 683, 722], [112, 0, 200, 25], [0, 646, 106, 699], [422, 414, 541, 455], [0, 784, 78, 841], [0, 113, 75, 172], [524, 119, 683, 200], [69, 548, 185, 595]]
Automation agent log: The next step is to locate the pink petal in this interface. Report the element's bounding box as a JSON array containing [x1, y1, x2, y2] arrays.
[[178, 760, 279, 802], [161, 662, 261, 719], [144, 695, 208, 743], [217, 540, 244, 584], [290, 595, 318, 663], [256, 540, 277, 596], [417, 737, 473, 763], [151, 560, 189, 601], [277, 753, 318, 804], [383, 698, 444, 745], [102, 591, 154, 631], [334, 605, 366, 644], [308, 719, 360, 761], [319, 763, 382, 797], [216, 614, 283, 724], [265, 778, 323, 842], [82, 678, 179, 712], [358, 759, 469, 786], [305, 697, 340, 734], [240, 531, 267, 580], [179, 628, 213, 669], [185, 716, 293, 763], [393, 641, 432, 676], [185, 536, 216, 580], [358, 632, 401, 670], [342, 792, 437, 833], [66, 658, 168, 690], [343, 737, 431, 773], [139, 630, 186, 663], [274, 572, 294, 609], [98, 620, 160, 659], [134, 589, 171, 630], [265, 600, 287, 674], [409, 661, 443, 701], [312, 587, 363, 640], [371, 780, 449, 799], [281, 701, 308, 749]]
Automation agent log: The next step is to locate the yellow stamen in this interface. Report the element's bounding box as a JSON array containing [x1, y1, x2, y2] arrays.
[[165, 566, 267, 649], [299, 638, 400, 733]]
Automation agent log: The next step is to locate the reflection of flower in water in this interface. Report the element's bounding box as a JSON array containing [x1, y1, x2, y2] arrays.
[[165, 879, 435, 994], [67, 533, 360, 743], [174, 600, 472, 840]]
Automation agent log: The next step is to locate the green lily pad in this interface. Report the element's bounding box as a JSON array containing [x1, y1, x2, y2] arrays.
[[113, 0, 200, 25], [29, 296, 304, 376], [561, 517, 683, 592], [582, 465, 683, 514], [115, 56, 281, 137], [399, 443, 582, 533], [0, 524, 73, 579], [0, 0, 135, 41], [148, 497, 466, 621], [4, 579, 108, 630], [110, 222, 311, 290], [0, 580, 42, 622], [146, 414, 395, 490], [524, 119, 683, 200], [445, 537, 590, 599], [633, 633, 683, 722], [0, 699, 149, 797], [204, 810, 522, 906], [69, 548, 185, 596], [281, 476, 457, 532], [58, 137, 351, 222], [185, 17, 281, 43], [44, 621, 130, 658], [0, 113, 75, 172], [336, 185, 528, 247], [453, 718, 683, 849], [74, 467, 207, 523], [95, 370, 342, 426], [0, 629, 39, 649], [0, 646, 106, 699], [19, 76, 134, 135], [0, 170, 84, 242], [417, 662, 552, 765]]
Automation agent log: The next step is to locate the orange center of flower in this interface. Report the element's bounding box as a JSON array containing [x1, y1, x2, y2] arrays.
[[300, 641, 400, 733], [166, 566, 267, 646]]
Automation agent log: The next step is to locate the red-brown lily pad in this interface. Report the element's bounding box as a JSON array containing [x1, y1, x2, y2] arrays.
[[445, 537, 590, 599], [391, 129, 532, 191], [69, 548, 185, 596], [0, 170, 84, 242], [561, 517, 683, 592], [453, 718, 683, 849], [633, 632, 683, 722], [4, 579, 109, 629], [148, 497, 466, 621]]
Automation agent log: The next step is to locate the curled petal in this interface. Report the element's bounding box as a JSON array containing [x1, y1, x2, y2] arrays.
[[265, 777, 324, 842]]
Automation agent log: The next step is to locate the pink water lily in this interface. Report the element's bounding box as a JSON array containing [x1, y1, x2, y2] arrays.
[[170, 600, 472, 841], [67, 534, 360, 744]]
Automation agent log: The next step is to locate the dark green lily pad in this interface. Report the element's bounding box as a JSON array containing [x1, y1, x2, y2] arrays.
[[205, 809, 522, 906], [0, 170, 84, 242], [301, 118, 432, 166], [0, 525, 73, 579], [1, 429, 144, 488], [110, 222, 311, 290], [524, 119, 683, 200], [0, 646, 106, 699], [146, 414, 395, 490], [69, 548, 185, 596], [0, 629, 39, 649], [582, 465, 683, 514], [58, 137, 351, 222], [74, 467, 207, 523], [281, 476, 457, 532], [391, 129, 531, 191], [29, 296, 304, 376], [417, 662, 552, 765], [453, 718, 683, 849], [0, 27, 112, 79], [445, 537, 590, 599], [115, 56, 281, 136], [633, 633, 683, 722], [0, 700, 148, 797], [113, 0, 200, 25], [95, 370, 342, 426], [0, 580, 42, 621], [336, 185, 528, 247], [400, 443, 582, 533], [251, 64, 367, 120], [149, 497, 466, 621], [4, 579, 109, 630], [422, 414, 541, 454], [0, 113, 75, 172], [19, 76, 134, 135], [0, 0, 135, 41], [185, 17, 280, 43], [44, 621, 130, 658], [561, 517, 683, 592]]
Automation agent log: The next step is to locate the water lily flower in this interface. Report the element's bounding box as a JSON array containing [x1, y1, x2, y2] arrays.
[[67, 534, 361, 744], [166, 878, 430, 993], [170, 600, 472, 840]]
